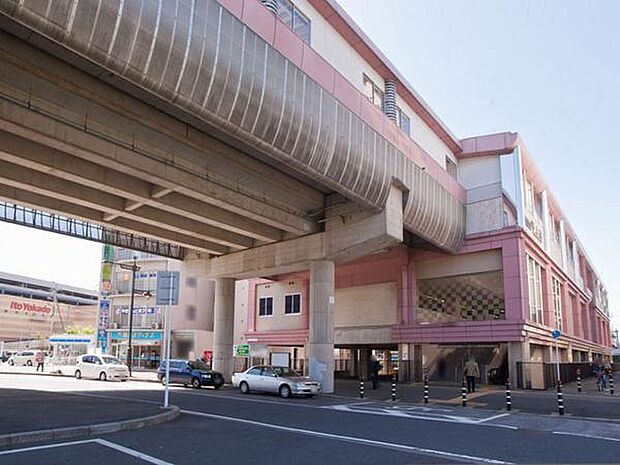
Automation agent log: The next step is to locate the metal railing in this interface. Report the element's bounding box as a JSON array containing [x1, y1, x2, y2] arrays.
[[0, 202, 185, 259]]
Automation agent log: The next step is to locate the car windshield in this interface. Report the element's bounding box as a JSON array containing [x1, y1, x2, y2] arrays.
[[102, 356, 123, 365], [273, 367, 300, 377], [188, 360, 209, 371]]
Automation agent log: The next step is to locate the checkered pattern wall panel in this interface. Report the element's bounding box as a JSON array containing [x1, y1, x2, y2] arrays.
[[417, 271, 505, 323]]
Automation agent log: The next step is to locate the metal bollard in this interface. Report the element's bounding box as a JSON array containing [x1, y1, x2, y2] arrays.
[[557, 381, 565, 416], [423, 376, 429, 404], [577, 372, 582, 393], [359, 376, 365, 399], [391, 375, 397, 402], [505, 379, 512, 411], [610, 373, 614, 395], [462, 378, 468, 407]]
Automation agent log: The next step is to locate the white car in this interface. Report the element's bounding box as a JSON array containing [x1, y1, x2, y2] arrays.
[[7, 350, 42, 366], [75, 354, 129, 381], [232, 365, 321, 398]]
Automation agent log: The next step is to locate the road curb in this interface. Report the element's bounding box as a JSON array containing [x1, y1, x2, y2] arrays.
[[0, 405, 180, 448]]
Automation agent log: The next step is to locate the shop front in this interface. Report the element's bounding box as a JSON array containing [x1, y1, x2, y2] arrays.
[[108, 329, 162, 369]]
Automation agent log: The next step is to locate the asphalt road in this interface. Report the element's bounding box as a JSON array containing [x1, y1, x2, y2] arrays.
[[1, 375, 620, 464]]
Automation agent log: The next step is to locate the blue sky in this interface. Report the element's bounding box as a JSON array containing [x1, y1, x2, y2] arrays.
[[0, 1, 617, 329], [338, 0, 619, 329]]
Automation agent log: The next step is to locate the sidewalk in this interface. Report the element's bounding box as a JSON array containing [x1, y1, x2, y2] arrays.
[[0, 363, 159, 382], [334, 377, 620, 420]]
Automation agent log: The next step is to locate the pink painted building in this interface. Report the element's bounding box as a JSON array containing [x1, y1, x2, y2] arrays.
[[230, 0, 612, 385]]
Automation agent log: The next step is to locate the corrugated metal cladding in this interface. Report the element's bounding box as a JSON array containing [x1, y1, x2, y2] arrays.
[[0, 0, 465, 252]]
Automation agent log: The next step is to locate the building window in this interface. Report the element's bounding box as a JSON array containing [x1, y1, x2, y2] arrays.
[[552, 277, 563, 330], [284, 293, 302, 315], [526, 255, 544, 324], [363, 74, 384, 110], [396, 106, 411, 136], [446, 157, 457, 178], [276, 0, 311, 44], [258, 296, 273, 317]]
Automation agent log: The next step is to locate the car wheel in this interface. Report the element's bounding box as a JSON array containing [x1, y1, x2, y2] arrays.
[[239, 381, 250, 394], [99, 371, 107, 381], [191, 377, 201, 389], [214, 383, 223, 390], [279, 384, 292, 399], [26, 360, 32, 366], [160, 376, 167, 386], [75, 370, 82, 379]]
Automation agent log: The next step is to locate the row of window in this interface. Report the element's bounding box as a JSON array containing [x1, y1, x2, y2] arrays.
[[527, 254, 564, 330], [276, 0, 311, 44], [258, 294, 302, 316]]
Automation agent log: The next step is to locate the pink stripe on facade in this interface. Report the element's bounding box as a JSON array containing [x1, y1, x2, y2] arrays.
[[216, 0, 466, 202]]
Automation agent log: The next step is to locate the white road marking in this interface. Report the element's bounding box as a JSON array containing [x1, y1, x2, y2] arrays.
[[94, 439, 174, 465], [0, 439, 97, 456], [552, 431, 620, 443], [475, 413, 510, 423], [181, 409, 513, 464], [0, 438, 174, 464]]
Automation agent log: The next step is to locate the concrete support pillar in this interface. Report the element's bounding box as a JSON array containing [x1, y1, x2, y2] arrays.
[[359, 348, 370, 380], [307, 260, 335, 393], [507, 340, 530, 386], [398, 343, 415, 382], [213, 278, 235, 382]]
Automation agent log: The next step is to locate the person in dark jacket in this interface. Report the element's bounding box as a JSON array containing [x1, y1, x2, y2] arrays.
[[370, 358, 383, 390]]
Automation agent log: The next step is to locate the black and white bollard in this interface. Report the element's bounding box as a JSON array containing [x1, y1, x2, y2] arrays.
[[577, 371, 582, 393], [462, 378, 468, 407], [505, 379, 512, 411], [557, 381, 565, 416], [359, 376, 365, 399], [423, 376, 429, 404], [391, 375, 397, 402], [610, 373, 614, 395]]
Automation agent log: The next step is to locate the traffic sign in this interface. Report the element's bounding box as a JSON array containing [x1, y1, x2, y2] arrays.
[[551, 329, 561, 339], [234, 344, 250, 357], [156, 271, 180, 305]]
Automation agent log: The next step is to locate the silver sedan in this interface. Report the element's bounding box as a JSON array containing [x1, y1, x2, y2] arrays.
[[232, 365, 322, 398]]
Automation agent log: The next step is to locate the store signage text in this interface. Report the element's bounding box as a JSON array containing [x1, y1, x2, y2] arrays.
[[9, 300, 52, 315]]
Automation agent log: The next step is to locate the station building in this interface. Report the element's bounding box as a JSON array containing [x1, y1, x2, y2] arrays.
[[228, 0, 612, 385]]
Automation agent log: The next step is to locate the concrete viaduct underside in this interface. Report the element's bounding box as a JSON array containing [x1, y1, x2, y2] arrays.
[[0, 0, 467, 391]]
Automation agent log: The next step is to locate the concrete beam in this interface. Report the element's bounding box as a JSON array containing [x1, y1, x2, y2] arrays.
[[0, 184, 226, 253], [0, 159, 250, 250], [0, 130, 284, 242], [197, 186, 404, 278], [0, 101, 318, 236]]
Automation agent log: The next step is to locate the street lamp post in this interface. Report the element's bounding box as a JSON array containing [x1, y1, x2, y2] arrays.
[[126, 257, 138, 377]]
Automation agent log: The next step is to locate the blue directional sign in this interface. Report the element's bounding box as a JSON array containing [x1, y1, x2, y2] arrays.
[[156, 271, 180, 305], [551, 330, 561, 339]]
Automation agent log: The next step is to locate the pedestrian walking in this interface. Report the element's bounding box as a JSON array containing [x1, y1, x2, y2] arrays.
[[35, 351, 45, 372], [595, 367, 604, 391], [370, 358, 383, 390], [463, 358, 480, 393]]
